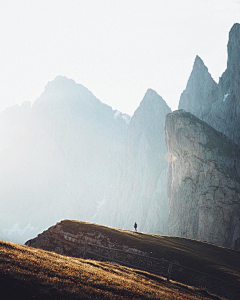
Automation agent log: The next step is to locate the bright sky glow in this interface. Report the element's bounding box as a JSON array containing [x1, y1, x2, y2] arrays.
[[1, 0, 239, 115]]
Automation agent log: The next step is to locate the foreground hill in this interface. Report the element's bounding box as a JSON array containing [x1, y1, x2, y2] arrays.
[[25, 220, 240, 299], [0, 240, 220, 300]]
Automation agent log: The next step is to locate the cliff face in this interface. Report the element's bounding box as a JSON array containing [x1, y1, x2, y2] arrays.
[[179, 23, 240, 146], [95, 89, 171, 234], [166, 110, 240, 248]]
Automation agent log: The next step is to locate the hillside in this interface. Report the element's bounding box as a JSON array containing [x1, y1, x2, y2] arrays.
[[0, 240, 221, 300], [25, 220, 240, 299]]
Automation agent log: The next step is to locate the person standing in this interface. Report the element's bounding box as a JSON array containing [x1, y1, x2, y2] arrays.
[[134, 222, 137, 231]]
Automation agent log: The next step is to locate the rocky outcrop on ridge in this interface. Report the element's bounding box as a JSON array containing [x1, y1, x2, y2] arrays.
[[94, 89, 171, 234], [165, 110, 240, 248], [25, 220, 147, 259], [179, 23, 240, 146], [25, 220, 169, 275]]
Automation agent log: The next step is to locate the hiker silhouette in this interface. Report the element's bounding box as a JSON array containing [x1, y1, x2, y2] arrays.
[[134, 222, 137, 231]]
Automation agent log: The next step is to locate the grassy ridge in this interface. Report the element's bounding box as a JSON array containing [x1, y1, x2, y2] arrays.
[[60, 220, 240, 283], [57, 220, 240, 299], [0, 240, 220, 300]]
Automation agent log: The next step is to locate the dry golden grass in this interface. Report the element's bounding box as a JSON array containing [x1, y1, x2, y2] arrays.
[[0, 240, 221, 300]]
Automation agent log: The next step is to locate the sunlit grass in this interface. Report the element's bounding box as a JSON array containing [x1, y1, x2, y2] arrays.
[[0, 240, 220, 299]]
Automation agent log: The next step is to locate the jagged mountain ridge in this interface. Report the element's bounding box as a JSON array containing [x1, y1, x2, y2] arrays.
[[174, 23, 240, 248], [179, 23, 240, 146], [0, 76, 171, 244], [1, 23, 240, 251]]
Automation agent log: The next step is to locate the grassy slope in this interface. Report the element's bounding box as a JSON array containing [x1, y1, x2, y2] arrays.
[[61, 220, 240, 282], [0, 240, 220, 300], [59, 220, 240, 299]]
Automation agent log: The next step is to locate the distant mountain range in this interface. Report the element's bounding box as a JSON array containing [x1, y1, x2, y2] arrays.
[[1, 23, 240, 250], [0, 76, 129, 242]]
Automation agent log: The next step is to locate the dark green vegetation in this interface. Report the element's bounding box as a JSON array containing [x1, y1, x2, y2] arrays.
[[0, 240, 221, 300]]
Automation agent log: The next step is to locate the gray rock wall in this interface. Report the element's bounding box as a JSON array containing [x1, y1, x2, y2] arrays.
[[166, 110, 240, 248]]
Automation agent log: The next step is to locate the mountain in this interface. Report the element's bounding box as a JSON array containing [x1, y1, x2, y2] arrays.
[[0, 76, 129, 244], [24, 220, 240, 300], [94, 89, 171, 234], [179, 23, 240, 146], [165, 110, 240, 249], [178, 56, 218, 120], [0, 76, 171, 244]]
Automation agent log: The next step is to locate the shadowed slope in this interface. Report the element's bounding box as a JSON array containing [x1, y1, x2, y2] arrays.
[[25, 220, 240, 299]]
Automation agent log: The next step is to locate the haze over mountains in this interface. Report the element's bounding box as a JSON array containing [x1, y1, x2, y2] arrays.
[[0, 76, 130, 243], [1, 23, 240, 250], [94, 89, 171, 234]]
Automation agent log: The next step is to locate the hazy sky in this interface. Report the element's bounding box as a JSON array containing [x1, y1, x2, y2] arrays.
[[1, 0, 239, 115]]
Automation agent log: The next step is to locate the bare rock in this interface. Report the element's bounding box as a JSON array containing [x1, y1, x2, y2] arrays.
[[165, 110, 240, 248], [178, 55, 218, 120], [179, 23, 240, 146]]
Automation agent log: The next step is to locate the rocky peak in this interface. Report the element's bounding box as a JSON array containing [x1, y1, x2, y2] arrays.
[[178, 56, 217, 120], [136, 89, 170, 116], [133, 89, 171, 129], [193, 55, 205, 70], [219, 23, 240, 95], [187, 55, 214, 84], [141, 88, 164, 103], [178, 24, 240, 146], [128, 89, 171, 156], [227, 23, 240, 77], [33, 76, 101, 112], [206, 23, 240, 145]]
